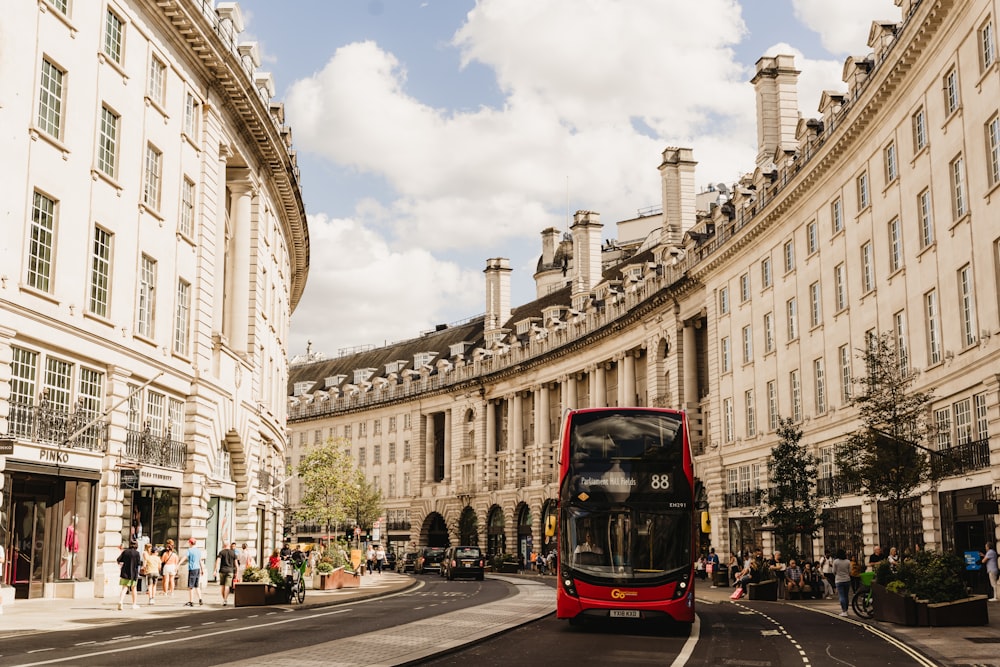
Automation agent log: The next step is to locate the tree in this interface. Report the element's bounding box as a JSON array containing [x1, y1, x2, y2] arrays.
[[835, 333, 934, 552], [353, 474, 384, 537], [295, 437, 361, 543], [761, 417, 826, 560]]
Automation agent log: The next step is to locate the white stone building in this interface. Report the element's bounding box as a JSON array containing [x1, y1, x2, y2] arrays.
[[285, 0, 1000, 568], [0, 0, 308, 603]]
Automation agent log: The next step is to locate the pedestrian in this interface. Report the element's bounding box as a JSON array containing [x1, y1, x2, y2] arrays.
[[887, 546, 900, 571], [161, 539, 179, 596], [868, 545, 884, 570], [366, 544, 376, 575], [819, 550, 835, 599], [706, 547, 720, 587], [181, 537, 205, 607], [784, 558, 804, 599], [142, 542, 161, 605], [767, 551, 787, 599], [238, 543, 255, 581], [280, 540, 292, 559], [982, 541, 999, 602], [833, 548, 852, 616], [849, 552, 862, 592], [117, 539, 143, 611], [267, 548, 281, 570], [375, 544, 386, 574], [215, 540, 239, 606]]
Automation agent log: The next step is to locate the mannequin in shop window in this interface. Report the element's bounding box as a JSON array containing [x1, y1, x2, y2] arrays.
[[62, 517, 80, 580], [130, 508, 143, 541]]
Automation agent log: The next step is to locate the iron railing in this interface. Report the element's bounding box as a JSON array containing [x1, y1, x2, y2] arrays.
[[816, 475, 862, 497], [8, 398, 108, 451], [124, 425, 186, 469], [724, 489, 763, 509], [932, 438, 991, 477]]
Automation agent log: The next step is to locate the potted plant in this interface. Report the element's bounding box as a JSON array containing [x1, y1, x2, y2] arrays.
[[872, 552, 988, 626], [234, 566, 285, 607], [491, 553, 520, 574]]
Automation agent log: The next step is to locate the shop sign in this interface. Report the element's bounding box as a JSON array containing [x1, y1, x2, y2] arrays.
[[11, 442, 103, 470], [139, 467, 183, 488], [0, 438, 14, 456], [120, 468, 140, 490]]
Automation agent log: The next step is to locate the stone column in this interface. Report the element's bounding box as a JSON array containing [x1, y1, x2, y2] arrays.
[[564, 375, 577, 411], [227, 175, 255, 355], [623, 352, 636, 407], [443, 409, 452, 482], [683, 324, 698, 408], [593, 365, 607, 408], [537, 385, 550, 444]]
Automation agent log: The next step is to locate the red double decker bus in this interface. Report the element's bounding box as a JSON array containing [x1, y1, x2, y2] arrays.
[[556, 407, 696, 626]]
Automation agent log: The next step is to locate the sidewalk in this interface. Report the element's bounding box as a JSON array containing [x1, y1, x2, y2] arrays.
[[698, 580, 1000, 666], [0, 571, 416, 639]]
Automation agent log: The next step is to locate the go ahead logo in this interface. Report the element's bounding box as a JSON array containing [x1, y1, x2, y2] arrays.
[[610, 588, 638, 600]]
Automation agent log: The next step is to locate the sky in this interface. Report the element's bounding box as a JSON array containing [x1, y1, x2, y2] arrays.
[[234, 0, 899, 359]]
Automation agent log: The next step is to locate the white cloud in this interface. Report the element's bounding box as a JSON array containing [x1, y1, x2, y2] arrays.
[[763, 42, 847, 116], [791, 0, 901, 55]]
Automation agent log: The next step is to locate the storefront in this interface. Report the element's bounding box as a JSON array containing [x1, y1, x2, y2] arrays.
[[121, 467, 183, 553]]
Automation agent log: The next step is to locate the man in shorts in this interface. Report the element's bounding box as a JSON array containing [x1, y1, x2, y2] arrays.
[[215, 541, 239, 606], [182, 537, 205, 607]]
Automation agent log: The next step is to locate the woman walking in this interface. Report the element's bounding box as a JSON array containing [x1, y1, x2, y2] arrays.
[[161, 539, 179, 597], [833, 548, 852, 617], [116, 539, 142, 611], [142, 543, 161, 605]]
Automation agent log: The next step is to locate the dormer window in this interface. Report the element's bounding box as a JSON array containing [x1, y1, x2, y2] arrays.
[[324, 375, 345, 389], [385, 360, 407, 374], [292, 381, 313, 396], [449, 342, 471, 358], [352, 368, 376, 384], [413, 352, 436, 369]]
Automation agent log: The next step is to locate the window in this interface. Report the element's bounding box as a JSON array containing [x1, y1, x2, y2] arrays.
[[764, 312, 775, 353], [839, 344, 852, 402], [137, 255, 156, 338], [388, 441, 397, 461], [814, 358, 827, 414], [173, 279, 190, 355], [975, 393, 989, 441], [925, 289, 942, 364], [723, 398, 734, 443], [987, 115, 1000, 187], [28, 191, 56, 292], [934, 407, 952, 450], [720, 336, 731, 373], [912, 107, 927, 152], [739, 273, 750, 302], [944, 67, 960, 115], [786, 297, 798, 341], [143, 144, 162, 210], [104, 9, 124, 64], [958, 264, 978, 347], [184, 92, 198, 137], [388, 416, 396, 433], [856, 171, 870, 210], [790, 369, 802, 422], [373, 443, 381, 463], [344, 424, 352, 439], [359, 421, 367, 437], [373, 419, 382, 435], [403, 413, 411, 429], [888, 218, 903, 272], [951, 155, 967, 219], [745, 389, 756, 437], [89, 226, 113, 317], [894, 310, 909, 375], [954, 398, 973, 445], [831, 198, 843, 234], [760, 257, 772, 288], [766, 380, 778, 431], [981, 19, 996, 71], [918, 189, 934, 248], [809, 281, 822, 327], [48, 0, 68, 15], [783, 240, 795, 272], [146, 391, 165, 436], [834, 263, 847, 311], [806, 221, 818, 255], [861, 242, 874, 293], [148, 56, 166, 106], [742, 325, 753, 363], [358, 446, 366, 467], [718, 286, 730, 315], [179, 178, 195, 237], [37, 58, 65, 139], [884, 142, 898, 183], [96, 106, 119, 177]]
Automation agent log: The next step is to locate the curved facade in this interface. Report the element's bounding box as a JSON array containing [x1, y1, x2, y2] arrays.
[[0, 0, 308, 601], [287, 0, 999, 567]]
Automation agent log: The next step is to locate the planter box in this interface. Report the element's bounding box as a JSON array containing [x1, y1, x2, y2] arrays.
[[335, 567, 361, 588], [872, 583, 919, 626], [497, 563, 520, 574], [233, 583, 285, 607], [313, 573, 338, 590], [748, 579, 778, 601], [924, 595, 989, 627]]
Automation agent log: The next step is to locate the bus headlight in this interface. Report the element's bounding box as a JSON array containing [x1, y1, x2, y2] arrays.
[[561, 577, 578, 597]]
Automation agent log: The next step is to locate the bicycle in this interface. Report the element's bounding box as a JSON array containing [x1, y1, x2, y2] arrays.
[[283, 551, 307, 604], [851, 570, 875, 618]]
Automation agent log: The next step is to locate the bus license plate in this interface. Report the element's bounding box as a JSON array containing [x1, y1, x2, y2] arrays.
[[610, 610, 640, 618]]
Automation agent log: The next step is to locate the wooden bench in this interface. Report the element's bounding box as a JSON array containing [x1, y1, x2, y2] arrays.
[[747, 579, 778, 601]]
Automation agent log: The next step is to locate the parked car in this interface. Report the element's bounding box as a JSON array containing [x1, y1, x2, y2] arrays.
[[414, 546, 447, 574], [441, 546, 486, 581], [385, 549, 397, 572], [397, 551, 417, 573]]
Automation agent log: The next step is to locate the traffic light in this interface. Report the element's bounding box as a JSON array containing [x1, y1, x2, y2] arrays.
[[700, 511, 712, 534]]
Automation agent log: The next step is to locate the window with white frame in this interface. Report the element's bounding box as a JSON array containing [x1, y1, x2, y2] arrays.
[[179, 177, 195, 237], [861, 241, 874, 293], [761, 257, 772, 288], [809, 281, 822, 327], [831, 198, 843, 234], [944, 67, 960, 115], [951, 154, 967, 219], [912, 107, 927, 152], [403, 413, 411, 429], [719, 286, 730, 315], [168, 398, 183, 439], [403, 439, 411, 460], [954, 398, 973, 445], [373, 418, 382, 435], [783, 239, 795, 272], [28, 191, 56, 293], [894, 310, 909, 375], [388, 416, 397, 433], [884, 141, 898, 183], [720, 336, 731, 373], [925, 288, 942, 364], [104, 9, 125, 64], [373, 443, 381, 463], [958, 264, 977, 347], [745, 389, 756, 437], [143, 144, 162, 210], [987, 114, 1000, 187], [358, 446, 366, 467], [37, 58, 64, 139], [888, 217, 903, 273], [137, 255, 156, 338], [767, 379, 778, 431], [975, 392, 989, 441], [146, 390, 165, 436], [918, 189, 934, 248], [43, 356, 72, 411], [742, 325, 753, 363], [820, 446, 836, 479], [173, 279, 191, 355], [813, 357, 826, 414], [184, 92, 198, 137], [97, 105, 119, 178], [839, 344, 852, 402], [89, 226, 112, 317], [148, 56, 166, 107], [739, 273, 751, 302], [806, 220, 818, 255], [47, 0, 68, 16], [981, 19, 996, 71], [934, 407, 952, 450], [790, 369, 802, 422], [359, 421, 367, 437], [856, 171, 870, 210], [764, 312, 775, 353], [834, 263, 847, 311], [723, 397, 734, 443], [786, 297, 798, 340], [10, 347, 38, 408]]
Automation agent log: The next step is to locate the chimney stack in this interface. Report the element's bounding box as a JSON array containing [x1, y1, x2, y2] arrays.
[[659, 147, 697, 245], [751, 55, 800, 171], [484, 258, 512, 332], [570, 211, 602, 304]]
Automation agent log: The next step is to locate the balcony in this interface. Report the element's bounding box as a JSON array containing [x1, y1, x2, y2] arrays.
[[816, 475, 862, 497], [8, 398, 108, 451], [724, 489, 763, 509], [124, 425, 186, 469], [387, 520, 411, 531], [932, 439, 991, 477], [257, 469, 273, 492]]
